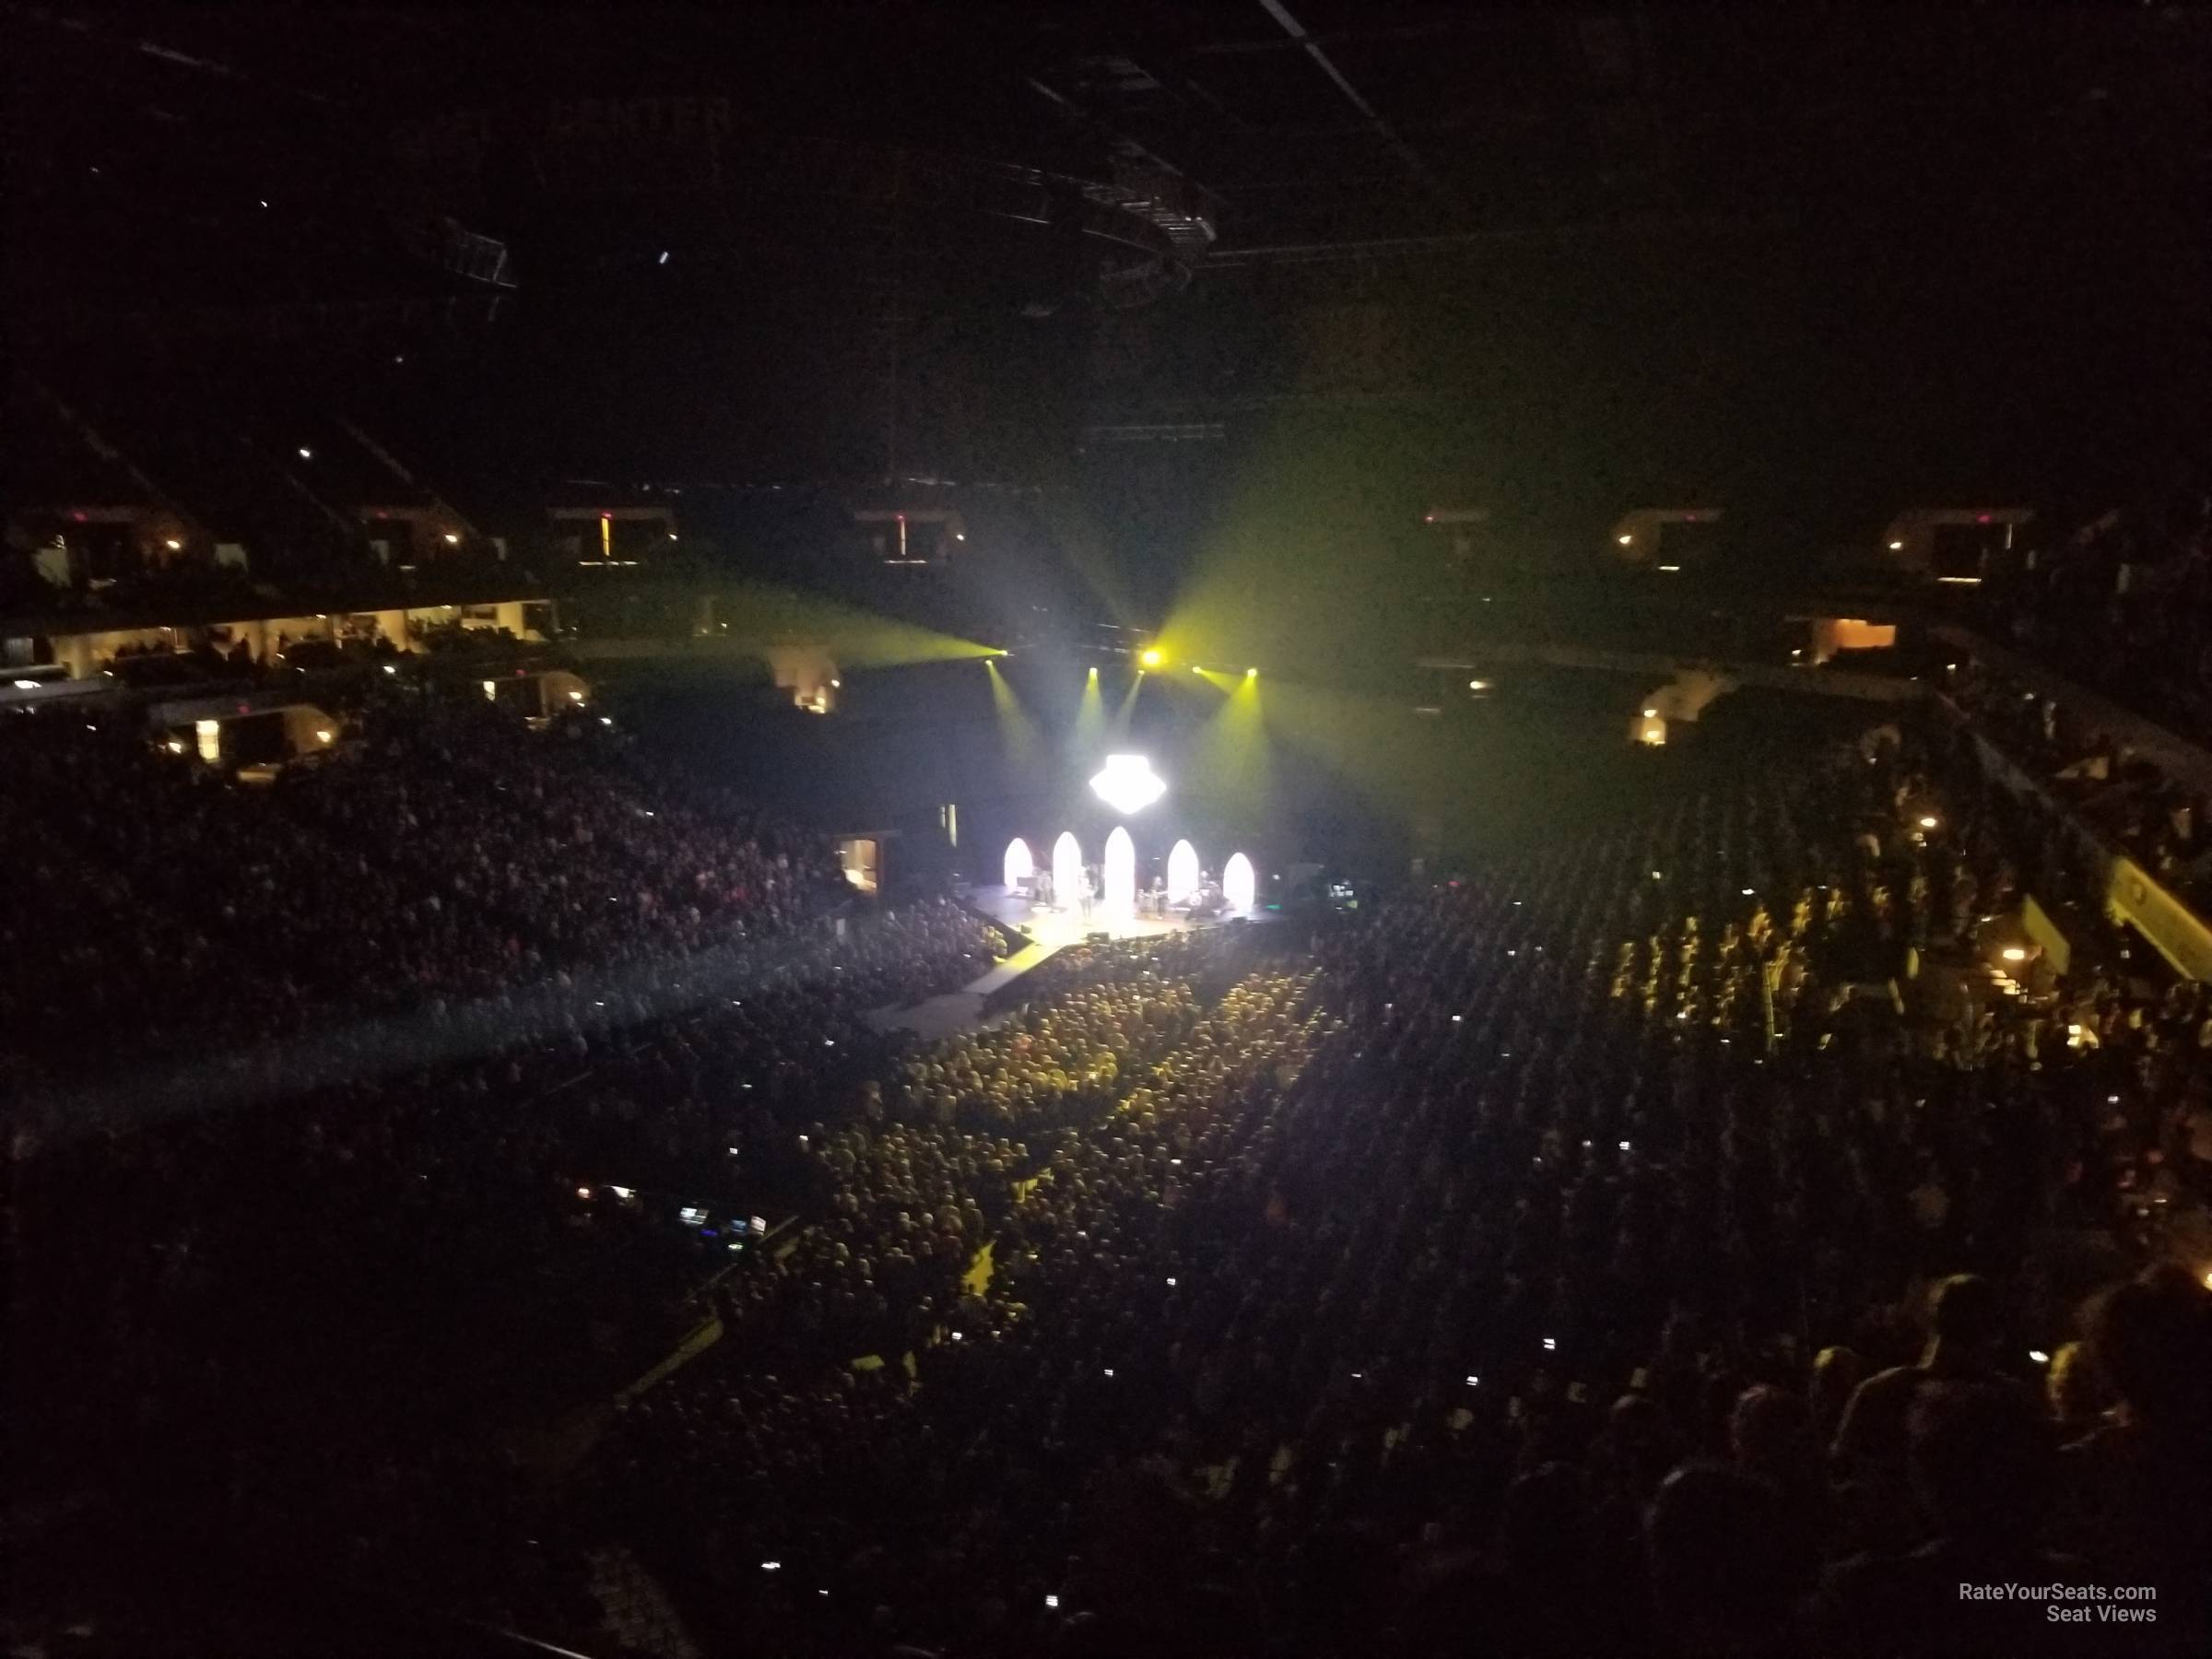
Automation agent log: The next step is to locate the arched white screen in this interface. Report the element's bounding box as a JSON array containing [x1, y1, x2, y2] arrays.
[[1223, 852, 1255, 914], [1103, 827, 1135, 918], [1166, 839, 1199, 906], [1053, 832, 1084, 910]]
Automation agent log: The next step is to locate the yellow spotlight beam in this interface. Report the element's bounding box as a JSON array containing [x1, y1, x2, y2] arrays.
[[983, 658, 1041, 769], [1072, 663, 1106, 758], [1246, 675, 1438, 821], [1110, 667, 1146, 744], [1191, 657, 1273, 823], [708, 580, 998, 667]]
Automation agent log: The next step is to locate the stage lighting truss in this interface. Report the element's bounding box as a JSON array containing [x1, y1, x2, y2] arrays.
[[1090, 754, 1166, 817]]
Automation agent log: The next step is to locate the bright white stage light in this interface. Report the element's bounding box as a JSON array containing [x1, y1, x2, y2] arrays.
[[1053, 832, 1084, 907], [1223, 852, 1255, 914], [1004, 837, 1034, 889], [1089, 753, 1166, 816], [1103, 827, 1135, 917], [1166, 839, 1199, 906]]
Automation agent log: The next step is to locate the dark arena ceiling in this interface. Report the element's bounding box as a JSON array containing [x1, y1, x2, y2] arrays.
[[6, 3, 2207, 492]]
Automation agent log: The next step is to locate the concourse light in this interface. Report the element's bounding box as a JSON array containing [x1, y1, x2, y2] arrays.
[[163, 537, 182, 550], [298, 447, 312, 460], [2002, 947, 2028, 962], [1642, 707, 1658, 718], [443, 532, 461, 545], [1888, 540, 1905, 550], [1618, 534, 1634, 545], [1468, 679, 1489, 691], [1657, 563, 1681, 572], [1918, 815, 1938, 829]]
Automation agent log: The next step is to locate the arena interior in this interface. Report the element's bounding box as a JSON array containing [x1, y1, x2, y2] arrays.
[[4, 6, 2210, 1657]]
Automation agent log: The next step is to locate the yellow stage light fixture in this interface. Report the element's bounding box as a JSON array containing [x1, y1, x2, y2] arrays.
[[1139, 648, 1163, 668]]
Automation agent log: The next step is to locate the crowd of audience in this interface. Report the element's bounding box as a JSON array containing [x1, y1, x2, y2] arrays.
[[0, 696, 867, 1107], [8, 908, 1004, 1655], [567, 715, 2207, 1657], [8, 692, 2212, 1658]]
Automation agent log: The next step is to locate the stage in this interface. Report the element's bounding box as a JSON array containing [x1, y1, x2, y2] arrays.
[[865, 884, 1250, 1041], [971, 882, 1204, 951]]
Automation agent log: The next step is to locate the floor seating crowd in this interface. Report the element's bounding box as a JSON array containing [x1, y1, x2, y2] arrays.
[[574, 719, 2211, 1656]]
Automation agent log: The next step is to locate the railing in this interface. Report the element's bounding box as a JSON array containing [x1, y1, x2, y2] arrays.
[[1948, 704, 2212, 983]]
